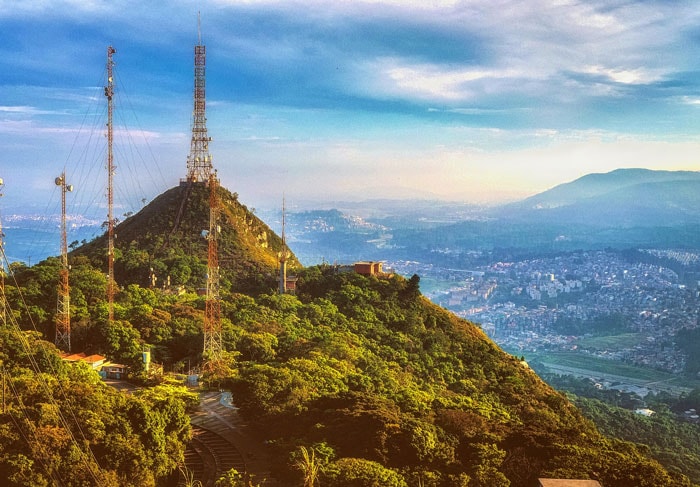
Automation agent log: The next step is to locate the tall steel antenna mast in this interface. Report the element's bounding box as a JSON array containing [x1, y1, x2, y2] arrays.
[[186, 12, 213, 183], [55, 173, 73, 350], [195, 15, 223, 364], [105, 46, 116, 323], [203, 172, 223, 361]]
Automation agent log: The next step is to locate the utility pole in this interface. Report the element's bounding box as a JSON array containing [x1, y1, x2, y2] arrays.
[[54, 173, 73, 351], [279, 196, 290, 294], [105, 46, 116, 323]]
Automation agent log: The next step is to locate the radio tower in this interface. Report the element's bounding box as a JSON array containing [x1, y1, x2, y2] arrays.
[[55, 173, 73, 351], [186, 13, 213, 183], [191, 15, 222, 364], [105, 46, 116, 323], [203, 172, 223, 360]]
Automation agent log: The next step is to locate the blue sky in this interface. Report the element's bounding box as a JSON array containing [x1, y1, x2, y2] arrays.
[[2, 0, 700, 217]]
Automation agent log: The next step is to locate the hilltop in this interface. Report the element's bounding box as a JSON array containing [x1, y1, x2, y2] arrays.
[[73, 182, 300, 294]]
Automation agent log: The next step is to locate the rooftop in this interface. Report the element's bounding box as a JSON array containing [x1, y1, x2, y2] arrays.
[[539, 480, 602, 487]]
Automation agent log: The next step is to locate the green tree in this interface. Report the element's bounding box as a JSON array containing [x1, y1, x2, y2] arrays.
[[100, 319, 145, 373], [470, 443, 510, 487], [323, 457, 407, 487]]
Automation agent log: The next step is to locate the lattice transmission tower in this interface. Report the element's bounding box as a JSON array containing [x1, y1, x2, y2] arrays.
[[54, 173, 73, 351], [203, 172, 223, 360], [186, 14, 213, 183], [184, 16, 223, 362], [105, 45, 116, 323]]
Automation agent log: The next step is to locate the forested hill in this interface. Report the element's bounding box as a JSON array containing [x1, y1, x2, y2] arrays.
[[224, 267, 691, 486], [1, 182, 695, 486], [72, 182, 300, 294], [3, 264, 690, 486]]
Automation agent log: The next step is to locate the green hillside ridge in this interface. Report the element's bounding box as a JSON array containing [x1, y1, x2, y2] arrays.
[[1, 182, 697, 486], [225, 267, 692, 486]]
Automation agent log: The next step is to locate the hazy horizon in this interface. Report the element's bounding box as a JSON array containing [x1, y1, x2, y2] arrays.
[[2, 1, 700, 215]]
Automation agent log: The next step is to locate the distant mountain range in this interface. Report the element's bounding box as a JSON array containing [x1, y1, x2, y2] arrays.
[[280, 168, 700, 263], [494, 168, 700, 228]]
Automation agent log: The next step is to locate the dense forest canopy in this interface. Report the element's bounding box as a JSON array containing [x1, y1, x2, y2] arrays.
[[3, 259, 694, 486], [0, 327, 196, 486]]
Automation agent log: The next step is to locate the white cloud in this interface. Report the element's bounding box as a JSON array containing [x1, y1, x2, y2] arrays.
[[0, 105, 67, 116], [680, 96, 700, 106], [581, 65, 663, 85], [0, 119, 75, 135], [361, 58, 525, 102], [3, 0, 700, 210]]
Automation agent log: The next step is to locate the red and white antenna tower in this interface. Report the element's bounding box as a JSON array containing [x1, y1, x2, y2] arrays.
[[55, 173, 73, 351], [105, 45, 116, 323], [186, 13, 213, 183], [204, 172, 223, 360], [191, 15, 223, 363]]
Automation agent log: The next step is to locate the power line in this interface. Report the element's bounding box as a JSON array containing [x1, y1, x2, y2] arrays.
[[0, 245, 106, 485]]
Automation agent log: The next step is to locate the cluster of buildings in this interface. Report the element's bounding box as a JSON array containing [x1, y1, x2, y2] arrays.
[[520, 274, 583, 300], [390, 250, 699, 374]]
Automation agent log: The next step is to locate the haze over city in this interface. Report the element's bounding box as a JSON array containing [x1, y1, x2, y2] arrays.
[[1, 0, 700, 213]]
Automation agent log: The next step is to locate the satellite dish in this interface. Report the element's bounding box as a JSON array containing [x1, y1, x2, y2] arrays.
[[55, 177, 63, 186], [67, 185, 74, 192]]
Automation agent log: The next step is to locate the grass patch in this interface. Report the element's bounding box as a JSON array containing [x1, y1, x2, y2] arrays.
[[574, 333, 647, 350], [519, 350, 700, 389]]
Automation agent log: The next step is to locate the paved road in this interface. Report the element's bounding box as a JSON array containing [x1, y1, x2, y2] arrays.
[[184, 391, 278, 486]]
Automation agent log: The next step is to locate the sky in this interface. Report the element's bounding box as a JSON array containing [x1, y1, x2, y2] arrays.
[[2, 0, 700, 216]]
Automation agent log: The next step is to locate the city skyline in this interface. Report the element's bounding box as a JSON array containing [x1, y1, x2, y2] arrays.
[[1, 1, 700, 214]]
